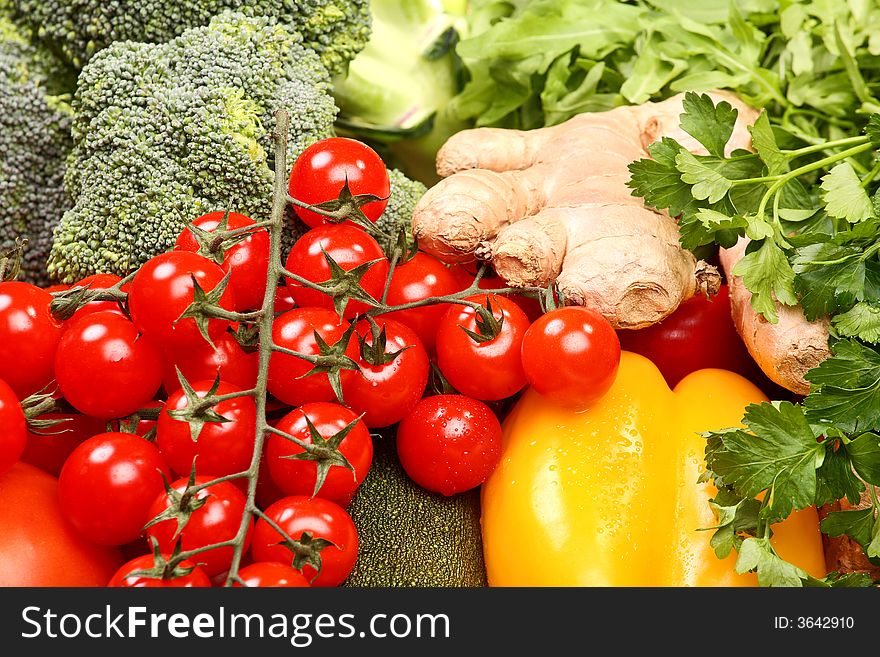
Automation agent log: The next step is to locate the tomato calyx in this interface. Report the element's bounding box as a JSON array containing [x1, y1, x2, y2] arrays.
[[20, 387, 67, 433], [231, 323, 261, 353], [300, 176, 388, 232], [272, 529, 336, 584], [49, 280, 129, 321], [357, 317, 408, 367], [459, 296, 505, 344], [143, 468, 208, 539], [274, 413, 361, 496], [166, 372, 232, 442], [126, 537, 200, 583], [295, 322, 360, 403], [174, 271, 236, 348], [185, 210, 264, 266], [0, 237, 27, 281], [310, 248, 385, 319]]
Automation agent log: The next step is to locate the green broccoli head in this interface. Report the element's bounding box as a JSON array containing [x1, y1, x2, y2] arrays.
[[373, 168, 427, 254], [48, 12, 337, 283], [5, 0, 371, 74], [0, 13, 74, 284]]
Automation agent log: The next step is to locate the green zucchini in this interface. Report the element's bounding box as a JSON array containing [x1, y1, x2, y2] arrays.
[[343, 433, 487, 587]]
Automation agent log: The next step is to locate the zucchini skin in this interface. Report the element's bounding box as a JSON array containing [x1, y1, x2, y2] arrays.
[[343, 433, 487, 587]]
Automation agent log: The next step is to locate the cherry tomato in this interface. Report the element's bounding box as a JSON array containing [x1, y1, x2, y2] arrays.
[[59, 432, 171, 545], [0, 379, 26, 477], [267, 402, 372, 506], [156, 380, 256, 478], [108, 553, 211, 588], [289, 137, 390, 228], [161, 331, 258, 395], [617, 284, 769, 389], [55, 311, 163, 418], [0, 281, 64, 398], [274, 283, 296, 314], [383, 253, 461, 354], [267, 308, 358, 406], [22, 412, 108, 477], [284, 224, 389, 319], [235, 562, 310, 588], [251, 495, 358, 587], [449, 265, 545, 323], [343, 318, 429, 428], [145, 477, 252, 577], [436, 294, 530, 401], [0, 462, 123, 585], [67, 273, 128, 324], [521, 306, 621, 409], [396, 394, 502, 496], [128, 251, 236, 349], [176, 211, 270, 312]]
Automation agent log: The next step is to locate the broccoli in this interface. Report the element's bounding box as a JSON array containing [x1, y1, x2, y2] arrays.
[[5, 0, 371, 75], [48, 12, 338, 283], [0, 11, 75, 284], [373, 168, 427, 255]]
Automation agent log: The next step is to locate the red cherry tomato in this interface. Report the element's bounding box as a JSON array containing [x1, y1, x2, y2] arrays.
[[0, 281, 64, 398], [435, 294, 530, 401], [22, 412, 108, 477], [267, 308, 358, 406], [108, 553, 211, 588], [128, 251, 236, 349], [235, 562, 310, 588], [343, 318, 429, 428], [175, 211, 270, 312], [0, 379, 26, 477], [161, 331, 258, 395], [617, 284, 769, 389], [59, 432, 171, 545], [267, 402, 372, 506], [274, 283, 296, 314], [289, 137, 390, 228], [284, 224, 389, 319], [449, 265, 545, 323], [156, 380, 256, 478], [55, 311, 163, 418], [251, 495, 358, 587], [521, 306, 621, 410], [145, 477, 253, 577], [383, 253, 461, 354], [67, 273, 128, 324], [396, 394, 502, 496], [0, 462, 123, 586]]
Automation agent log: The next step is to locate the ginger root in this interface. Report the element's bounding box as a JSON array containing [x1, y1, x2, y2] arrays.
[[719, 238, 831, 395], [412, 91, 759, 328]]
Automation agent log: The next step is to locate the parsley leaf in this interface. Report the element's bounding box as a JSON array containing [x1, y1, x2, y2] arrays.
[[731, 239, 798, 322], [832, 302, 880, 343], [847, 433, 880, 486], [705, 488, 760, 559], [820, 508, 875, 548], [814, 442, 864, 507], [627, 138, 698, 218], [792, 243, 879, 320], [704, 401, 825, 524], [820, 162, 876, 223], [804, 339, 880, 433], [748, 111, 788, 176], [736, 537, 806, 587], [679, 91, 738, 158]]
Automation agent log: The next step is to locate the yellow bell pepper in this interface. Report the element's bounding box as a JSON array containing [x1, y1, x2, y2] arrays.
[[481, 351, 827, 586]]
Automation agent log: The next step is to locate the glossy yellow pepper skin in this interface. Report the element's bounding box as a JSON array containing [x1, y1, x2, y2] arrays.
[[481, 351, 827, 586]]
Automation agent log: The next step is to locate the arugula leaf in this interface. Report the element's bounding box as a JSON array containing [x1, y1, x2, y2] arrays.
[[820, 508, 875, 548], [678, 91, 738, 158], [704, 401, 825, 523], [804, 339, 880, 433], [731, 239, 798, 322], [833, 302, 880, 343], [820, 162, 875, 223], [736, 537, 806, 587]]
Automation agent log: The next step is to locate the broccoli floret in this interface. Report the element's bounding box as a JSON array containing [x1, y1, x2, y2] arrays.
[[5, 0, 371, 74], [0, 12, 74, 283], [373, 168, 426, 254], [48, 12, 337, 283]]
